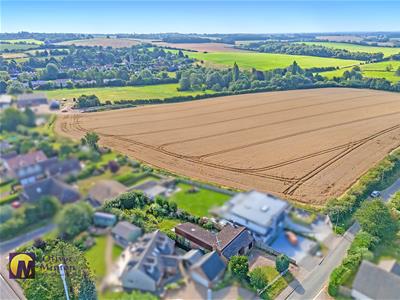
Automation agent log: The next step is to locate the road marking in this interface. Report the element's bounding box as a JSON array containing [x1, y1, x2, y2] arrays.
[[312, 285, 325, 300]]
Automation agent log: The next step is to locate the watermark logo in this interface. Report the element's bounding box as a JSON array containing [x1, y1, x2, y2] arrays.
[[9, 253, 35, 279]]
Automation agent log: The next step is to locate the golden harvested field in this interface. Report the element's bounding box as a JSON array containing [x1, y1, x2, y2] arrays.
[[57, 38, 141, 48], [56, 88, 400, 205]]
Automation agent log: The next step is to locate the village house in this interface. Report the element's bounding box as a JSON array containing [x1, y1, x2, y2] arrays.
[[3, 151, 82, 186], [115, 230, 178, 292], [111, 221, 142, 248], [189, 251, 226, 289], [21, 177, 80, 204], [351, 260, 400, 300], [44, 158, 81, 179], [175, 222, 253, 260], [215, 190, 289, 245], [17, 93, 48, 108], [132, 180, 168, 200], [0, 95, 12, 110], [3, 150, 48, 185], [87, 179, 127, 207]]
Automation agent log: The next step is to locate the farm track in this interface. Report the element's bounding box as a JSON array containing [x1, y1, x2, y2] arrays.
[[57, 88, 400, 204]]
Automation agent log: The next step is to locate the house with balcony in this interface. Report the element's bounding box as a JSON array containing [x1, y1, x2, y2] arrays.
[[215, 190, 289, 245]]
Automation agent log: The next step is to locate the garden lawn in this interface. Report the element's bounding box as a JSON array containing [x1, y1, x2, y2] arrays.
[[320, 60, 400, 82], [186, 51, 361, 71], [256, 266, 293, 299], [157, 219, 180, 233], [112, 244, 123, 261], [85, 236, 107, 281], [300, 42, 400, 57], [39, 83, 212, 102], [100, 291, 158, 300], [168, 183, 230, 217]]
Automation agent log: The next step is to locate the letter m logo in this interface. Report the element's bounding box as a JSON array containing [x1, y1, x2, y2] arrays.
[[9, 253, 35, 279]]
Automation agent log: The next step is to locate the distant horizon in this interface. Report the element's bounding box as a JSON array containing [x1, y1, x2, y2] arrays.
[[1, 1, 399, 34], [2, 31, 400, 35]]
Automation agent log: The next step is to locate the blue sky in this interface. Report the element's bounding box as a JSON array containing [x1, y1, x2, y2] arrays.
[[1, 1, 399, 34]]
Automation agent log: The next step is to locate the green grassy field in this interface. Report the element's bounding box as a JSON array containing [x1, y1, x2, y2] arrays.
[[320, 61, 400, 82], [186, 51, 361, 70], [0, 39, 44, 44], [84, 236, 107, 281], [39, 83, 211, 102], [301, 42, 400, 57], [168, 183, 231, 217]]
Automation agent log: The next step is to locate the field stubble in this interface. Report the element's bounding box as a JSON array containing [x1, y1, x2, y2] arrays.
[[56, 88, 400, 205]]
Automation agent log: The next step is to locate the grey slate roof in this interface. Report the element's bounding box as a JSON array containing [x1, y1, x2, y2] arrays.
[[88, 179, 127, 205], [190, 251, 226, 283], [45, 158, 81, 176], [111, 221, 141, 241], [22, 177, 80, 204], [182, 249, 203, 265], [218, 190, 289, 227], [352, 260, 400, 299], [221, 229, 254, 260], [119, 230, 175, 284], [132, 180, 167, 199]]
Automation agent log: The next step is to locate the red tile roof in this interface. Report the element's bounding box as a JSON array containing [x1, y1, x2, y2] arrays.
[[4, 150, 48, 171]]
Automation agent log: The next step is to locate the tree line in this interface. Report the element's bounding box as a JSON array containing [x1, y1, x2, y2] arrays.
[[239, 42, 385, 61]]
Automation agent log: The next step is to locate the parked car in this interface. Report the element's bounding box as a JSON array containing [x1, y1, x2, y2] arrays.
[[370, 190, 381, 198]]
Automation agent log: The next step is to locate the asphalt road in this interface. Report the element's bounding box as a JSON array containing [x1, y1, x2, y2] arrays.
[[0, 223, 55, 255], [0, 273, 23, 300], [286, 222, 360, 300], [380, 177, 400, 202]]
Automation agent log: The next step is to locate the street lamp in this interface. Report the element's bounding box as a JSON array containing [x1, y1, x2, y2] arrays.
[[59, 264, 70, 300]]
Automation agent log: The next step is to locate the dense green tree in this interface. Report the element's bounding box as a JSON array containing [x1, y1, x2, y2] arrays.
[[395, 67, 400, 76], [229, 255, 249, 280], [38, 141, 55, 157], [0, 80, 7, 93], [82, 132, 100, 150], [58, 202, 93, 239], [43, 63, 59, 80], [6, 80, 25, 94], [179, 76, 191, 91], [249, 267, 268, 291], [355, 199, 398, 241], [232, 62, 240, 81], [23, 107, 36, 127], [0, 108, 26, 131], [22, 241, 97, 300], [275, 254, 290, 273], [59, 144, 73, 157]]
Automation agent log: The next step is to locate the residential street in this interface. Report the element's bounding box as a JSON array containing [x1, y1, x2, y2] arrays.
[[380, 177, 400, 202], [0, 223, 55, 255], [283, 222, 360, 300]]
